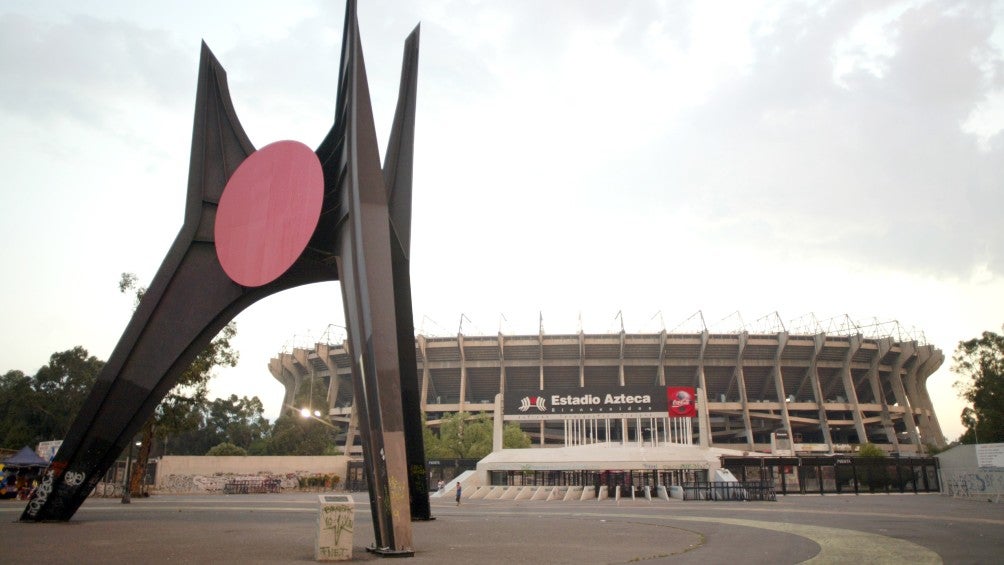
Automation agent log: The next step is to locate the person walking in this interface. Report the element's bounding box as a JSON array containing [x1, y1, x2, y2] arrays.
[[455, 481, 462, 506]]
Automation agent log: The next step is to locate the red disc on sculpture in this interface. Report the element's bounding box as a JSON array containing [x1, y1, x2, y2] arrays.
[[215, 140, 323, 287]]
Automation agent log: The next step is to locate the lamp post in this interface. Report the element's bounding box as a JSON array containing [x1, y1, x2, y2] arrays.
[[121, 440, 141, 504]]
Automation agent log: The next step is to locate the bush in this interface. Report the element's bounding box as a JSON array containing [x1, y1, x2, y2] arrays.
[[857, 443, 886, 458], [297, 473, 341, 491], [206, 442, 248, 456]]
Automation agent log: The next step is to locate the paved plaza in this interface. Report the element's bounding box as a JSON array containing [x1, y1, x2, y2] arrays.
[[2, 492, 1001, 563]]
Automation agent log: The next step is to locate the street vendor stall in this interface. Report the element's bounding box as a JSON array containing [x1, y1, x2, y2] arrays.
[[2, 446, 49, 499]]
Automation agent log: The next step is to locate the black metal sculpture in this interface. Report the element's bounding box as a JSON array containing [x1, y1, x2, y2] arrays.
[[21, 0, 427, 555]]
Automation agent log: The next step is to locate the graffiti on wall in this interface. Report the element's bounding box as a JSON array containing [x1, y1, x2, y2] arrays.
[[944, 470, 1004, 501]]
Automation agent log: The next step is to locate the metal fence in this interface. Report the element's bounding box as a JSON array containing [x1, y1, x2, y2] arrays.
[[722, 455, 940, 495], [680, 481, 777, 501]]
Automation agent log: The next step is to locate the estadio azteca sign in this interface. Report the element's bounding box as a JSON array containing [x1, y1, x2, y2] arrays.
[[504, 385, 697, 420]]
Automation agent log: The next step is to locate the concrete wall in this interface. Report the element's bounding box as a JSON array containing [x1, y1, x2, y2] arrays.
[[937, 444, 1004, 502], [154, 455, 350, 493]]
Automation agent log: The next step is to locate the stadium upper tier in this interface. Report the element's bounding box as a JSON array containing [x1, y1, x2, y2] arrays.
[[270, 330, 946, 454]]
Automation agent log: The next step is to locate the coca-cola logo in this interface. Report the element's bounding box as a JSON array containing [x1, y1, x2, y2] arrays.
[[666, 387, 697, 417]]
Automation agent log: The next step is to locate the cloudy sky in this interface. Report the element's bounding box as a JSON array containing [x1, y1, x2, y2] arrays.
[[2, 0, 1002, 441]]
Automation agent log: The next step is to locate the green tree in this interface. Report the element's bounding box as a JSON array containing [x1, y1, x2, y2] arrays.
[[952, 326, 1004, 444], [0, 370, 39, 449], [857, 443, 886, 458], [206, 442, 248, 456], [0, 348, 104, 450], [424, 412, 531, 460], [205, 394, 270, 452], [502, 422, 532, 449], [263, 415, 340, 455]]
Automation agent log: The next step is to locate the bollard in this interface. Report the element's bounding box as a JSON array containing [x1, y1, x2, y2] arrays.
[[316, 495, 354, 561]]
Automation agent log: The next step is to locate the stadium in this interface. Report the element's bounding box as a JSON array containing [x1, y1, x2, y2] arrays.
[[269, 313, 947, 461]]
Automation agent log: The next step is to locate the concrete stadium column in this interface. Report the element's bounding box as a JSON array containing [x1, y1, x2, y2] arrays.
[[578, 331, 585, 387], [904, 345, 939, 448], [732, 333, 754, 450], [770, 332, 794, 445], [916, 348, 947, 447], [888, 342, 922, 447], [697, 387, 711, 448], [316, 343, 342, 413], [538, 332, 545, 390], [538, 328, 545, 446], [696, 331, 710, 445], [279, 353, 304, 415], [618, 330, 626, 386], [292, 348, 321, 413], [497, 334, 506, 394], [492, 393, 503, 452], [418, 335, 429, 410], [268, 355, 298, 417], [806, 334, 834, 452], [838, 335, 867, 444], [344, 402, 360, 457], [866, 338, 899, 446], [458, 333, 467, 412], [694, 331, 709, 391], [657, 330, 667, 386]]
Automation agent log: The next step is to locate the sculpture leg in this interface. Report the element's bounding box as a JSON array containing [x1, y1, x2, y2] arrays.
[[329, 15, 413, 554], [383, 25, 432, 522]]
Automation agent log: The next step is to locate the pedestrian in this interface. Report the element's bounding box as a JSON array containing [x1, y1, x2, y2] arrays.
[[455, 481, 462, 506], [437, 479, 444, 493]]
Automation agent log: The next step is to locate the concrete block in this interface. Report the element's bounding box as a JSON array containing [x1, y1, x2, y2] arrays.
[[316, 495, 353, 561]]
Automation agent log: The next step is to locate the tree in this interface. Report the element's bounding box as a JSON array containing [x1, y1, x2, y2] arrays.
[[857, 443, 886, 458], [952, 326, 1004, 444], [0, 348, 103, 450], [204, 394, 270, 453], [120, 272, 239, 495], [0, 370, 39, 449], [424, 412, 531, 460], [262, 415, 339, 455], [206, 442, 248, 456], [502, 422, 532, 449]]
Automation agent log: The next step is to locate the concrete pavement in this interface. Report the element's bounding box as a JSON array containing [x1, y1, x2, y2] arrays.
[[2, 492, 1002, 563]]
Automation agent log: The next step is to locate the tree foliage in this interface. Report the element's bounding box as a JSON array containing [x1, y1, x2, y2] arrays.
[[206, 442, 248, 456], [262, 415, 340, 455], [503, 421, 533, 449], [160, 394, 271, 456], [953, 327, 1004, 444], [424, 412, 531, 460], [0, 347, 104, 450], [857, 442, 886, 458]]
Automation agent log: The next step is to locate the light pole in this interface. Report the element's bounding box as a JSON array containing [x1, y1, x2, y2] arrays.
[[121, 440, 141, 504]]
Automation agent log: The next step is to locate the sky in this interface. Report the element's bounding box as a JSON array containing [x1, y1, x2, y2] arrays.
[[2, 0, 1003, 442]]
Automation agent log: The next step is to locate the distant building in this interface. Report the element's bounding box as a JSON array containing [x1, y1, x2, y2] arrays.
[[270, 323, 946, 456]]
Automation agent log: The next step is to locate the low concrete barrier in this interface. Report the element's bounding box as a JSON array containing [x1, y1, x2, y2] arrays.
[[563, 486, 582, 501], [316, 495, 353, 561]]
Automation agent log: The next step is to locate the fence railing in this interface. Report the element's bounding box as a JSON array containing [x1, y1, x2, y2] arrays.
[[680, 481, 776, 501], [223, 478, 281, 495]]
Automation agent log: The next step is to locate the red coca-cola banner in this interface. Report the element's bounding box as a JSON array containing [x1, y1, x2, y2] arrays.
[[666, 386, 697, 418]]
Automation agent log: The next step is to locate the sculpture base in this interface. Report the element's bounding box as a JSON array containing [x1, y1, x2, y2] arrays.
[[365, 545, 415, 558]]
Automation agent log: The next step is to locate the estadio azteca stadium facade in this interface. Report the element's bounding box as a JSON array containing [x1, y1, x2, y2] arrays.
[[269, 318, 947, 457]]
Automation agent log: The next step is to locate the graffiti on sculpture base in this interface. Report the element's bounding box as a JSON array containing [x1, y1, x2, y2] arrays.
[[321, 504, 355, 545], [24, 470, 56, 517]]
